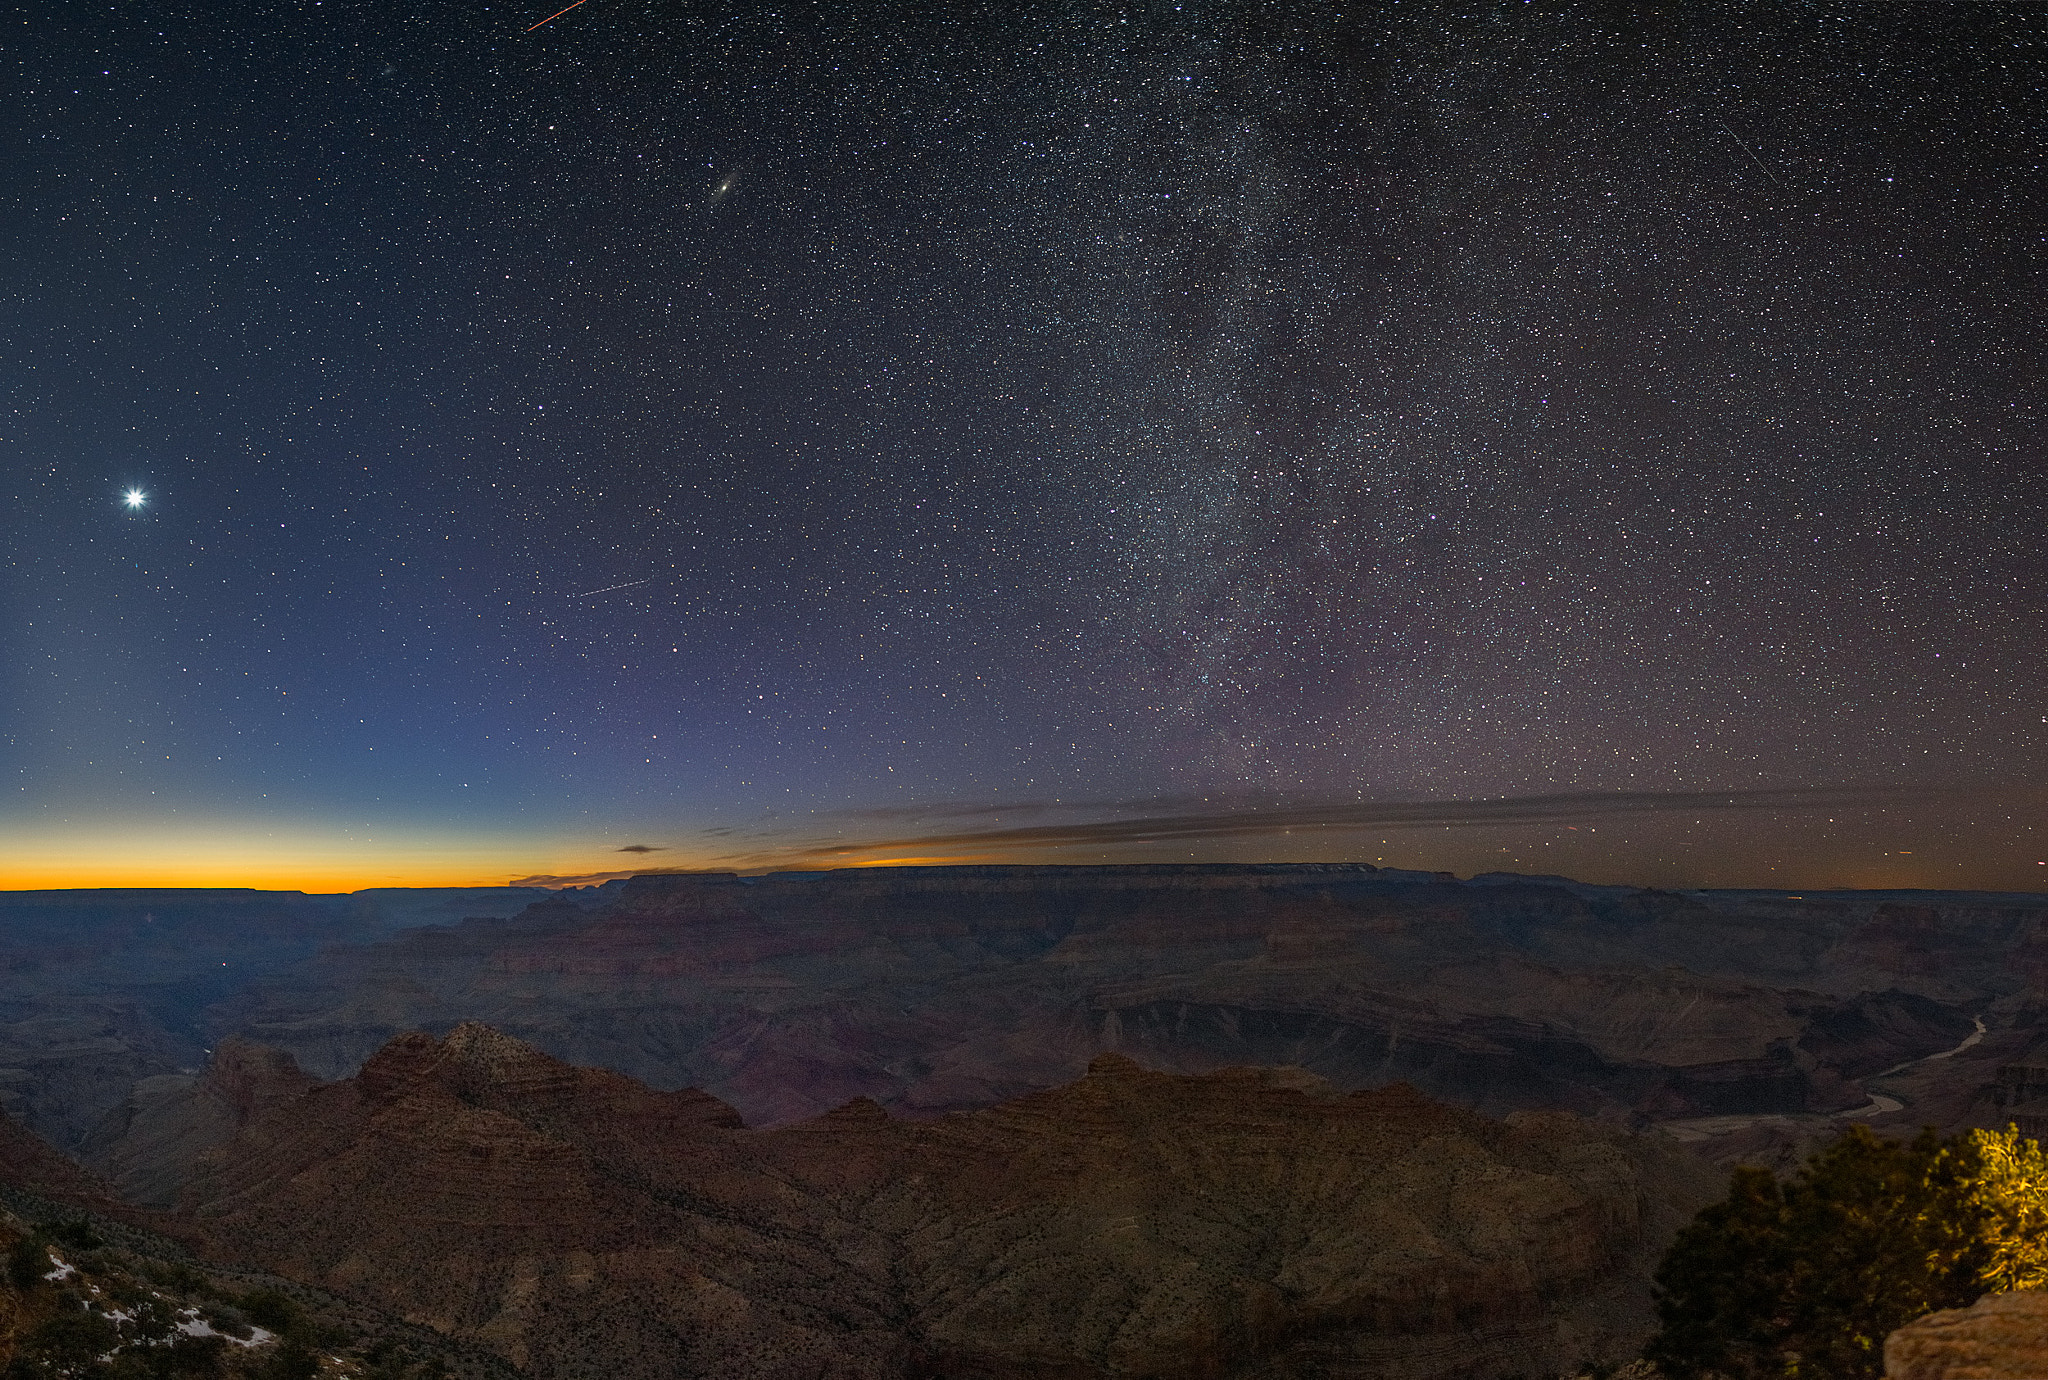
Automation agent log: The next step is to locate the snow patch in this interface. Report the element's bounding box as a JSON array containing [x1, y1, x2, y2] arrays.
[[174, 1309, 275, 1348]]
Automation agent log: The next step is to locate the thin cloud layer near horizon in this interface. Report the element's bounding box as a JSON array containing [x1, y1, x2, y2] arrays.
[[5, 2, 2044, 891]]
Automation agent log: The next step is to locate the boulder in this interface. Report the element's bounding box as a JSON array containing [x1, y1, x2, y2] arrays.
[[1887, 1290, 2048, 1379]]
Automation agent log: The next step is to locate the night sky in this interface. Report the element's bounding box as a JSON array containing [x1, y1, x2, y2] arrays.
[[5, 1, 2045, 890]]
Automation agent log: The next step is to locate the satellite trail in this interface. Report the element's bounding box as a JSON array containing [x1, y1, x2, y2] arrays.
[[574, 578, 652, 599], [1719, 120, 1786, 188]]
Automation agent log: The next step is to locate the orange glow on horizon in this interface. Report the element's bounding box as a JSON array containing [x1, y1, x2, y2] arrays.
[[0, 820, 1014, 892], [0, 818, 722, 893], [0, 853, 530, 892], [5, 810, 2042, 894]]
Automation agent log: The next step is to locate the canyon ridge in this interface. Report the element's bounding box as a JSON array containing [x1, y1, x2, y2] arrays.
[[7, 864, 2048, 1374]]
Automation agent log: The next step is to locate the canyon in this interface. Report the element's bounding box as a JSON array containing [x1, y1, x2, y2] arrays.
[[0, 885, 546, 1151], [6, 864, 2048, 1375], [102, 1024, 1724, 1379], [185, 867, 2048, 1150]]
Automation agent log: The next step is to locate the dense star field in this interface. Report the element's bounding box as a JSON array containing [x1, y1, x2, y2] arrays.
[[3, 1, 2043, 887]]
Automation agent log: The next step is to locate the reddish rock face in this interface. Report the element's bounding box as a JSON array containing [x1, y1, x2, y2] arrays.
[[0, 1103, 206, 1249], [180, 1024, 1720, 1380], [81, 1035, 322, 1206], [0, 1106, 120, 1209], [1886, 1290, 2048, 1379]]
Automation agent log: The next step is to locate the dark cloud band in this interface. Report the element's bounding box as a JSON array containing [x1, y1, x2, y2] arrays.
[[705, 784, 1907, 869]]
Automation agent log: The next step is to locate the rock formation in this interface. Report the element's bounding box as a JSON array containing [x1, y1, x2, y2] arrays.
[[199, 867, 2038, 1143], [80, 1037, 320, 1206], [0, 997, 192, 1154], [0, 1100, 215, 1252], [179, 1023, 1722, 1379], [0, 885, 547, 1151], [0, 1103, 122, 1211], [1886, 1289, 2048, 1379]]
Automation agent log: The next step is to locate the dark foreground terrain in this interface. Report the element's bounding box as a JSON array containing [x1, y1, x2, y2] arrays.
[[9, 1024, 1718, 1379], [4, 865, 2047, 1375]]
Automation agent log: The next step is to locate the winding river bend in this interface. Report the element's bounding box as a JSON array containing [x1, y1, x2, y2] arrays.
[[1834, 1014, 1990, 1119], [1661, 1013, 1987, 1141]]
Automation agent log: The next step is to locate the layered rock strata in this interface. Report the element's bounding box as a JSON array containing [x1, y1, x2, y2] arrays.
[[81, 1037, 320, 1205], [203, 867, 2031, 1139], [180, 1024, 1721, 1380]]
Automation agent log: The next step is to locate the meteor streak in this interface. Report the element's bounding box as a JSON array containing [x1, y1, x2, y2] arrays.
[[526, 0, 592, 32]]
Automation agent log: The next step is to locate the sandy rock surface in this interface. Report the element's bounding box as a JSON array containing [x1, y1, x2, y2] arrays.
[[1887, 1290, 2048, 1379]]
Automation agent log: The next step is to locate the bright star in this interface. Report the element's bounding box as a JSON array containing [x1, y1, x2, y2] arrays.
[[122, 489, 147, 510]]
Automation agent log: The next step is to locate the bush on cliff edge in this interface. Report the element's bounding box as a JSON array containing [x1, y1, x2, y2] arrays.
[[1646, 1123, 2048, 1380]]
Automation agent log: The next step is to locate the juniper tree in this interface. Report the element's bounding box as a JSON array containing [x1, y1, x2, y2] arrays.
[[1647, 1123, 2048, 1380]]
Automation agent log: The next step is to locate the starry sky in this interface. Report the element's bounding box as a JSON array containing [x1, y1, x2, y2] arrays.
[[4, 0, 2045, 890]]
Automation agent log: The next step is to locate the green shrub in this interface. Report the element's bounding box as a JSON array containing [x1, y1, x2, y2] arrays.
[[9, 1308, 123, 1376], [247, 1340, 319, 1380], [7, 1236, 50, 1292], [133, 1264, 210, 1297], [232, 1291, 302, 1338], [47, 1220, 101, 1253], [101, 1334, 229, 1380], [195, 1305, 249, 1341]]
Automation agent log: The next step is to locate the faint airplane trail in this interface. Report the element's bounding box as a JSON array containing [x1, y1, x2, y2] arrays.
[[526, 0, 593, 32], [573, 578, 652, 599]]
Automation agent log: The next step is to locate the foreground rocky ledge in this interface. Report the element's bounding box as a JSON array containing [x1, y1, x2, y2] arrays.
[[1887, 1290, 2048, 1379], [169, 1023, 1718, 1380]]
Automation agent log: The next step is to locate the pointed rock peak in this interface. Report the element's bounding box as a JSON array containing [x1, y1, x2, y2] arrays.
[[354, 1030, 446, 1103], [434, 1023, 578, 1105], [355, 1025, 567, 1104], [1086, 1052, 1144, 1079], [442, 1021, 545, 1065], [670, 1087, 748, 1130], [1260, 1066, 1335, 1095]]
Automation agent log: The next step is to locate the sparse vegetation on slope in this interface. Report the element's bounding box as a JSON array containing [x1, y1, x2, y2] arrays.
[[0, 1189, 510, 1380]]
